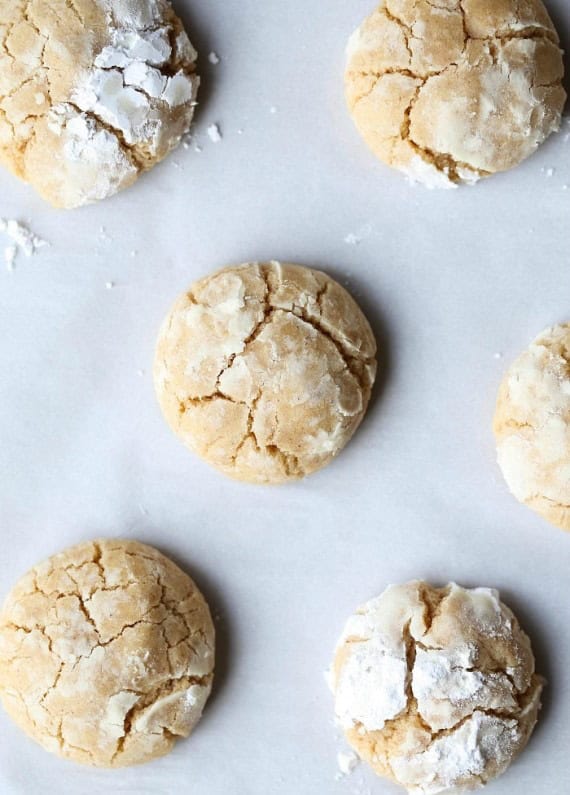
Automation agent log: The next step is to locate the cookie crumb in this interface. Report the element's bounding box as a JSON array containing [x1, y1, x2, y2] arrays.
[[207, 124, 222, 143]]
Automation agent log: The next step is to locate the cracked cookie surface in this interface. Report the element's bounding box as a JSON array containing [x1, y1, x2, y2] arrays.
[[154, 261, 377, 485], [0, 0, 199, 208], [494, 323, 570, 532], [0, 539, 215, 767], [345, 0, 566, 187], [331, 581, 542, 794]]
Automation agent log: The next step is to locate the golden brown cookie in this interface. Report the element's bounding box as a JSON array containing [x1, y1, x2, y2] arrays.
[[345, 0, 566, 187], [0, 539, 215, 767], [154, 261, 377, 484]]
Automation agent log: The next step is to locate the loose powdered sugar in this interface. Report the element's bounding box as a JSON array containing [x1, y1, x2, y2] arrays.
[[0, 219, 47, 271], [207, 124, 222, 143]]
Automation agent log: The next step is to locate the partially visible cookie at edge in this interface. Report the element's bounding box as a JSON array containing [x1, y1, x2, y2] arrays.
[[494, 323, 570, 531], [154, 261, 377, 485], [0, 0, 199, 208], [345, 0, 566, 187], [0, 539, 215, 767]]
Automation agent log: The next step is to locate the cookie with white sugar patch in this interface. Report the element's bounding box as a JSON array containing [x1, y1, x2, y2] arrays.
[[330, 581, 543, 794], [0, 0, 199, 208]]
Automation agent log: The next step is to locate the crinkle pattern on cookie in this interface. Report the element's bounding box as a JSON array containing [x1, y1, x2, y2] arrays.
[[154, 262, 377, 484], [494, 323, 570, 531], [0, 0, 199, 208], [331, 581, 543, 794], [0, 539, 215, 767], [345, 0, 566, 187]]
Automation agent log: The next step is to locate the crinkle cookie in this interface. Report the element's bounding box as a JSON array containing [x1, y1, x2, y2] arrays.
[[0, 539, 215, 767], [494, 323, 570, 531], [0, 0, 199, 208], [345, 0, 566, 187], [331, 581, 543, 794], [154, 261, 377, 484]]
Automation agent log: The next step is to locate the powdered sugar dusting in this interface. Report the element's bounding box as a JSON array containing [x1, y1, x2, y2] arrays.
[[42, 0, 199, 206]]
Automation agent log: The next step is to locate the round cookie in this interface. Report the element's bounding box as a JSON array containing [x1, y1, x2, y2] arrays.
[[0, 0, 199, 208], [154, 261, 377, 485], [345, 0, 566, 188], [494, 323, 570, 531], [0, 539, 215, 767], [331, 581, 543, 794]]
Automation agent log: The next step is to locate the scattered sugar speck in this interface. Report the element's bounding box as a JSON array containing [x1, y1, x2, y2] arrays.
[[208, 52, 220, 65], [4, 245, 17, 271], [336, 751, 359, 779], [344, 225, 371, 246], [105, 281, 115, 290], [207, 123, 222, 143], [269, 106, 277, 114], [494, 352, 503, 360]]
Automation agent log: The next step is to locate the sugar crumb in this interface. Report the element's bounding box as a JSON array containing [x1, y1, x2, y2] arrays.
[[1, 218, 47, 269], [105, 281, 115, 290], [207, 124, 222, 143], [336, 751, 359, 779], [208, 52, 220, 65], [4, 245, 17, 271]]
